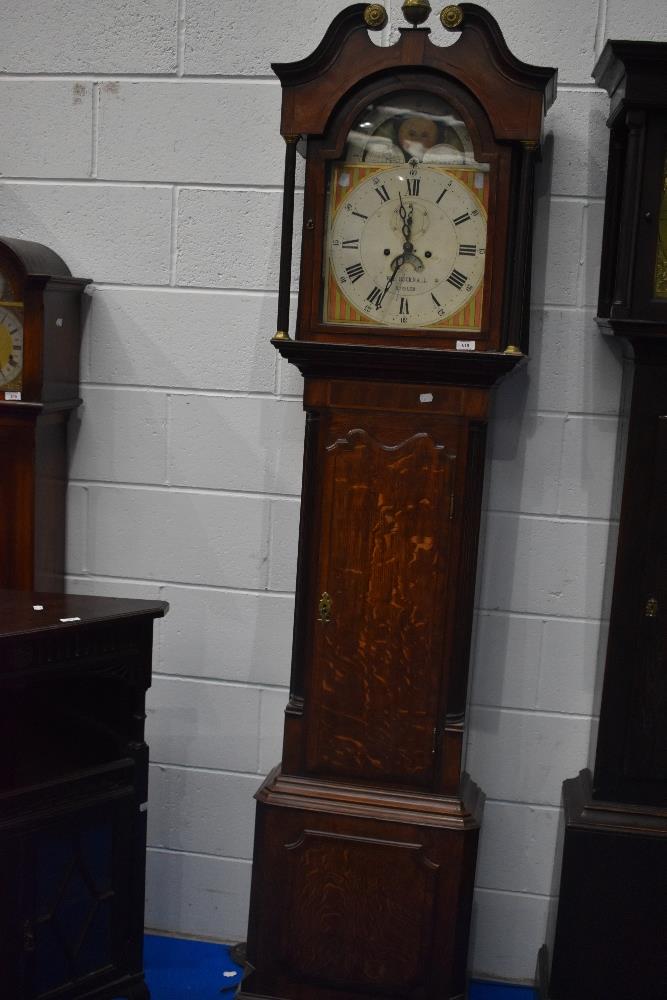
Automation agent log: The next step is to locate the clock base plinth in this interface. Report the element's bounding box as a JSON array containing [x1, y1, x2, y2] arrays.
[[243, 766, 483, 1000], [543, 770, 667, 1000]]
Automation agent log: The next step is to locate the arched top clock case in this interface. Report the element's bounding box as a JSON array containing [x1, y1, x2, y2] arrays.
[[0, 235, 90, 406], [0, 236, 89, 591], [271, 3, 556, 364]]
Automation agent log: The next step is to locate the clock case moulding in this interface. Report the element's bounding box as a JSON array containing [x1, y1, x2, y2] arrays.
[[241, 7, 557, 1000], [0, 236, 89, 591]]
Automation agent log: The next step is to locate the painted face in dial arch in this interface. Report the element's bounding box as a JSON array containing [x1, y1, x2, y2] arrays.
[[398, 117, 439, 160]]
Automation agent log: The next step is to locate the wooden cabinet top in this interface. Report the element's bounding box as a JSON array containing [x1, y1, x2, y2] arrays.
[[0, 590, 168, 642]]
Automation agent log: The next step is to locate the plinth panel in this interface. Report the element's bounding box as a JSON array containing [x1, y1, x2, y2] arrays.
[[241, 769, 481, 1000]]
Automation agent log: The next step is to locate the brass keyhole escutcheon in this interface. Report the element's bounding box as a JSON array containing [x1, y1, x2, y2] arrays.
[[318, 592, 333, 623], [645, 596, 658, 618]]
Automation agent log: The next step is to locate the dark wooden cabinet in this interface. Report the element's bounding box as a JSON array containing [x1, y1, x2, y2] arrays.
[[0, 591, 167, 1000], [241, 6, 556, 998], [543, 40, 667, 1000]]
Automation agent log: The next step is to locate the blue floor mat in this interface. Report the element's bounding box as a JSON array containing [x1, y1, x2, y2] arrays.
[[143, 933, 243, 998], [139, 934, 535, 1000], [470, 982, 536, 999]]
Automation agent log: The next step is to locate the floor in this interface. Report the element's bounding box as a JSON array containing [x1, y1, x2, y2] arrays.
[[141, 933, 537, 999]]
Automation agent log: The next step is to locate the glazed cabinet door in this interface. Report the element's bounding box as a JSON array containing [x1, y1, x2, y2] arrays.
[[303, 409, 460, 788]]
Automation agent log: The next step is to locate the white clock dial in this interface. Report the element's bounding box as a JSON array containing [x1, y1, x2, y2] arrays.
[[327, 163, 487, 329], [0, 305, 24, 387]]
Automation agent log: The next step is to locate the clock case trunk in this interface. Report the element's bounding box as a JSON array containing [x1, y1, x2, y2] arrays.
[[542, 42, 667, 1000], [242, 7, 556, 999]]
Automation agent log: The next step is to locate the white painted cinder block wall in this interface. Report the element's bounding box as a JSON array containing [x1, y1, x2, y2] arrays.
[[2, 0, 665, 984]]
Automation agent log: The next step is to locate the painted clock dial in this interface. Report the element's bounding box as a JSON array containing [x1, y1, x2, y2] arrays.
[[0, 272, 24, 391], [322, 90, 490, 333], [325, 162, 488, 328]]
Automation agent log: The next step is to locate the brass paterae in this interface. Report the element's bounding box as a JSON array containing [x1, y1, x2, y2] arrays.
[[440, 5, 464, 29], [364, 4, 388, 29]]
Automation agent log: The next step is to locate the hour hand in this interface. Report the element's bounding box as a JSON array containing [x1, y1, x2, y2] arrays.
[[378, 253, 405, 307]]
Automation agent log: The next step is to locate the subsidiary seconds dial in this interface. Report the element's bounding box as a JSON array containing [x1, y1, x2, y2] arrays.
[[327, 164, 487, 329]]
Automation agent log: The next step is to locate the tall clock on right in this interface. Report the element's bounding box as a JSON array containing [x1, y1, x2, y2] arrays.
[[543, 41, 667, 1000]]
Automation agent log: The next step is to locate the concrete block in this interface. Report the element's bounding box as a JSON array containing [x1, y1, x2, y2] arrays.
[[145, 849, 251, 942], [487, 410, 565, 515], [258, 687, 289, 774], [469, 887, 552, 983], [158, 585, 293, 687], [531, 198, 585, 308], [69, 386, 168, 484], [605, 1, 667, 44], [479, 512, 611, 619], [168, 395, 305, 494], [85, 288, 277, 394], [0, 82, 93, 178], [475, 801, 560, 896], [390, 0, 597, 84], [525, 307, 623, 416], [86, 486, 270, 589], [466, 705, 592, 805], [0, 183, 171, 285], [98, 81, 285, 185], [546, 89, 610, 199], [581, 200, 606, 308], [538, 618, 605, 716], [0, 1, 177, 73], [65, 484, 88, 575], [184, 0, 355, 76], [147, 765, 262, 860], [66, 576, 163, 601], [470, 612, 542, 711], [176, 188, 302, 291], [267, 499, 300, 592], [558, 415, 618, 518], [147, 676, 260, 773]]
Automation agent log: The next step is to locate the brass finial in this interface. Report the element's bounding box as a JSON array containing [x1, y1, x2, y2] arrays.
[[402, 0, 432, 27], [364, 3, 388, 29], [503, 344, 523, 356], [273, 331, 292, 342], [440, 5, 463, 30]]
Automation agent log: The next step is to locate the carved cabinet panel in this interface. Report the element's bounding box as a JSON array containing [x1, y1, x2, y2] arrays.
[[305, 413, 459, 786], [282, 830, 438, 993]]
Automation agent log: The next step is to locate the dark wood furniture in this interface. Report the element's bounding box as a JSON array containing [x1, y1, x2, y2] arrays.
[[0, 237, 89, 592], [241, 6, 556, 999], [543, 41, 667, 1000], [0, 591, 167, 1000]]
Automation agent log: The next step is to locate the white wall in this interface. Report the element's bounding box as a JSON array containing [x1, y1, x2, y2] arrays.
[[1, 0, 665, 985]]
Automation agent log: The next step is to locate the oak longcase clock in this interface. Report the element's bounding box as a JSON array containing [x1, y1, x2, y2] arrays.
[[240, 6, 556, 999], [0, 236, 89, 591]]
